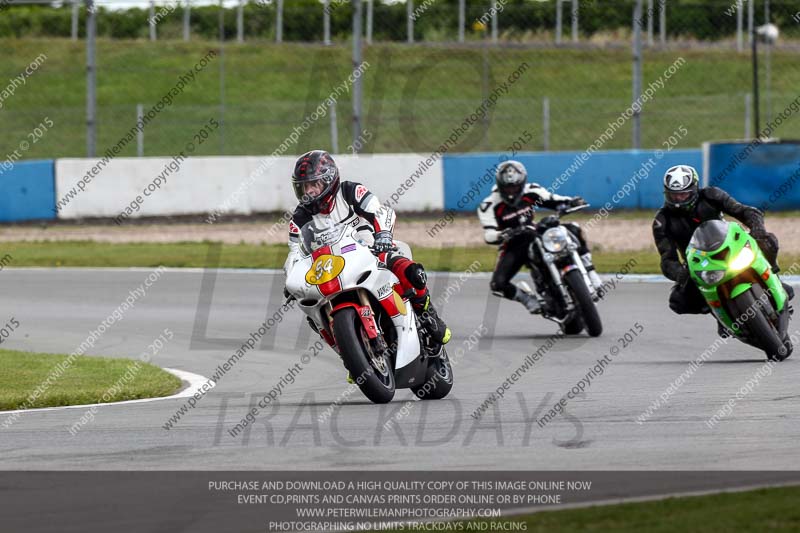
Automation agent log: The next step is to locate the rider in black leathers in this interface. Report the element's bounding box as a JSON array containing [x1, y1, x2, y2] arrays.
[[652, 164, 793, 316]]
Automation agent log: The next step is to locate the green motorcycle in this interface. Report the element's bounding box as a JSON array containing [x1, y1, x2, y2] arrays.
[[686, 220, 793, 361]]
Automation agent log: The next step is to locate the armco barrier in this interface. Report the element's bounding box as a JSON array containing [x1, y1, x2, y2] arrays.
[[54, 154, 444, 219], [705, 140, 800, 210], [442, 149, 702, 212], [0, 159, 56, 222]]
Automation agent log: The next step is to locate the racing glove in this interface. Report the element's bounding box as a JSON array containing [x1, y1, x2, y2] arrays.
[[569, 196, 587, 208], [372, 231, 395, 254], [501, 226, 534, 242]]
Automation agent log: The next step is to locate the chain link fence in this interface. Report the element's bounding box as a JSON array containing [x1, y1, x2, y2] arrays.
[[1, 0, 799, 160]]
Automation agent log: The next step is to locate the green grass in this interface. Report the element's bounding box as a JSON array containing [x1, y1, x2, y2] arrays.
[[375, 485, 800, 533], [3, 38, 800, 158], [0, 348, 181, 410], [0, 239, 707, 274], [3, 240, 799, 274]]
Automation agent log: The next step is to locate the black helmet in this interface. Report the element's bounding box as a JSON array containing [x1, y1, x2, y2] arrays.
[[292, 150, 340, 215], [495, 160, 527, 204], [663, 165, 699, 211]]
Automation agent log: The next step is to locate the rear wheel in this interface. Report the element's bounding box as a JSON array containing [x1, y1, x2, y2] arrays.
[[564, 270, 603, 337], [733, 290, 789, 361], [411, 348, 454, 400], [332, 308, 395, 403]]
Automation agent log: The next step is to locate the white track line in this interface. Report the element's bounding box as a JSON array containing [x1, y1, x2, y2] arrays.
[[0, 368, 213, 415]]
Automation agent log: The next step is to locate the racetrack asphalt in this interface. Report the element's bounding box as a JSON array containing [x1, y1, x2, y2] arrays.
[[1, 267, 799, 481]]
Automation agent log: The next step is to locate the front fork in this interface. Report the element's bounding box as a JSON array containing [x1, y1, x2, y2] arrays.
[[533, 240, 574, 310], [571, 250, 601, 300]]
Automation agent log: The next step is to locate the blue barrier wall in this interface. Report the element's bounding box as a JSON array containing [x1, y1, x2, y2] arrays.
[[0, 159, 56, 222], [707, 141, 800, 211], [442, 149, 702, 212]]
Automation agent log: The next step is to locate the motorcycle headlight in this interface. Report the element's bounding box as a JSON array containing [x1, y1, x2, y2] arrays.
[[729, 243, 755, 272], [542, 227, 569, 253], [699, 270, 726, 286]]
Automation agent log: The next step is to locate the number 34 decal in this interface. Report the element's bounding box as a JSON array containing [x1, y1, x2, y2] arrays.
[[306, 255, 345, 285]]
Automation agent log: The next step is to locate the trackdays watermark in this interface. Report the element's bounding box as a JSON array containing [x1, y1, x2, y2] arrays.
[[212, 389, 584, 448], [316, 367, 376, 425], [0, 53, 46, 109]]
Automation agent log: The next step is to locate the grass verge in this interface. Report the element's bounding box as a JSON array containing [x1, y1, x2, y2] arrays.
[[4, 39, 800, 158], [0, 240, 657, 272], [0, 349, 182, 411], [381, 486, 800, 533], [3, 240, 800, 275]]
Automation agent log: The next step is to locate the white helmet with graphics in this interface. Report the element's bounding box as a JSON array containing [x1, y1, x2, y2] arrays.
[[663, 165, 699, 211]]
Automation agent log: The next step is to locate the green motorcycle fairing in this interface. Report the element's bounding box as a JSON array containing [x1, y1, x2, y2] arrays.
[[685, 220, 786, 333]]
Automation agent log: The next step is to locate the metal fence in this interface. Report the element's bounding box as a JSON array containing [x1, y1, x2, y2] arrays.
[[1, 0, 799, 160]]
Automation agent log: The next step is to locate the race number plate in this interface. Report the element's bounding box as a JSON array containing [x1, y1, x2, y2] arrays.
[[306, 255, 345, 285]]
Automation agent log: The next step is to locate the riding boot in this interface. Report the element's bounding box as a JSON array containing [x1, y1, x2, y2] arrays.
[[513, 285, 541, 314], [411, 294, 451, 345]]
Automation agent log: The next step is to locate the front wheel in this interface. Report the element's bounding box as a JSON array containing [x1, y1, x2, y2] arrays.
[[732, 290, 790, 361], [411, 348, 454, 400], [332, 308, 395, 403], [564, 270, 603, 337]]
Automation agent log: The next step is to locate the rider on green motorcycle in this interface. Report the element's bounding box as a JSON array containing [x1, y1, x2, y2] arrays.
[[652, 165, 794, 318]]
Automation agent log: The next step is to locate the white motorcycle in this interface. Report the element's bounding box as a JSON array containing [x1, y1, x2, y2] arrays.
[[285, 219, 453, 404]]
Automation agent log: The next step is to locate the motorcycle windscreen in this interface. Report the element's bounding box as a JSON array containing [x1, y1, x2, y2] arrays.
[[299, 219, 347, 255], [689, 220, 729, 252]]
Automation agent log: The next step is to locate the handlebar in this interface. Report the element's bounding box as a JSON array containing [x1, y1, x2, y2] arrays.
[[557, 203, 590, 215]]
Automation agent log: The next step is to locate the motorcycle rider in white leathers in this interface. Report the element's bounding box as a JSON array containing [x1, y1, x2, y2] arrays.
[[283, 150, 451, 357], [477, 160, 603, 313]]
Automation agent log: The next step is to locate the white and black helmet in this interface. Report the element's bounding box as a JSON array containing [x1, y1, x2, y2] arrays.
[[663, 165, 699, 211], [495, 160, 527, 203]]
